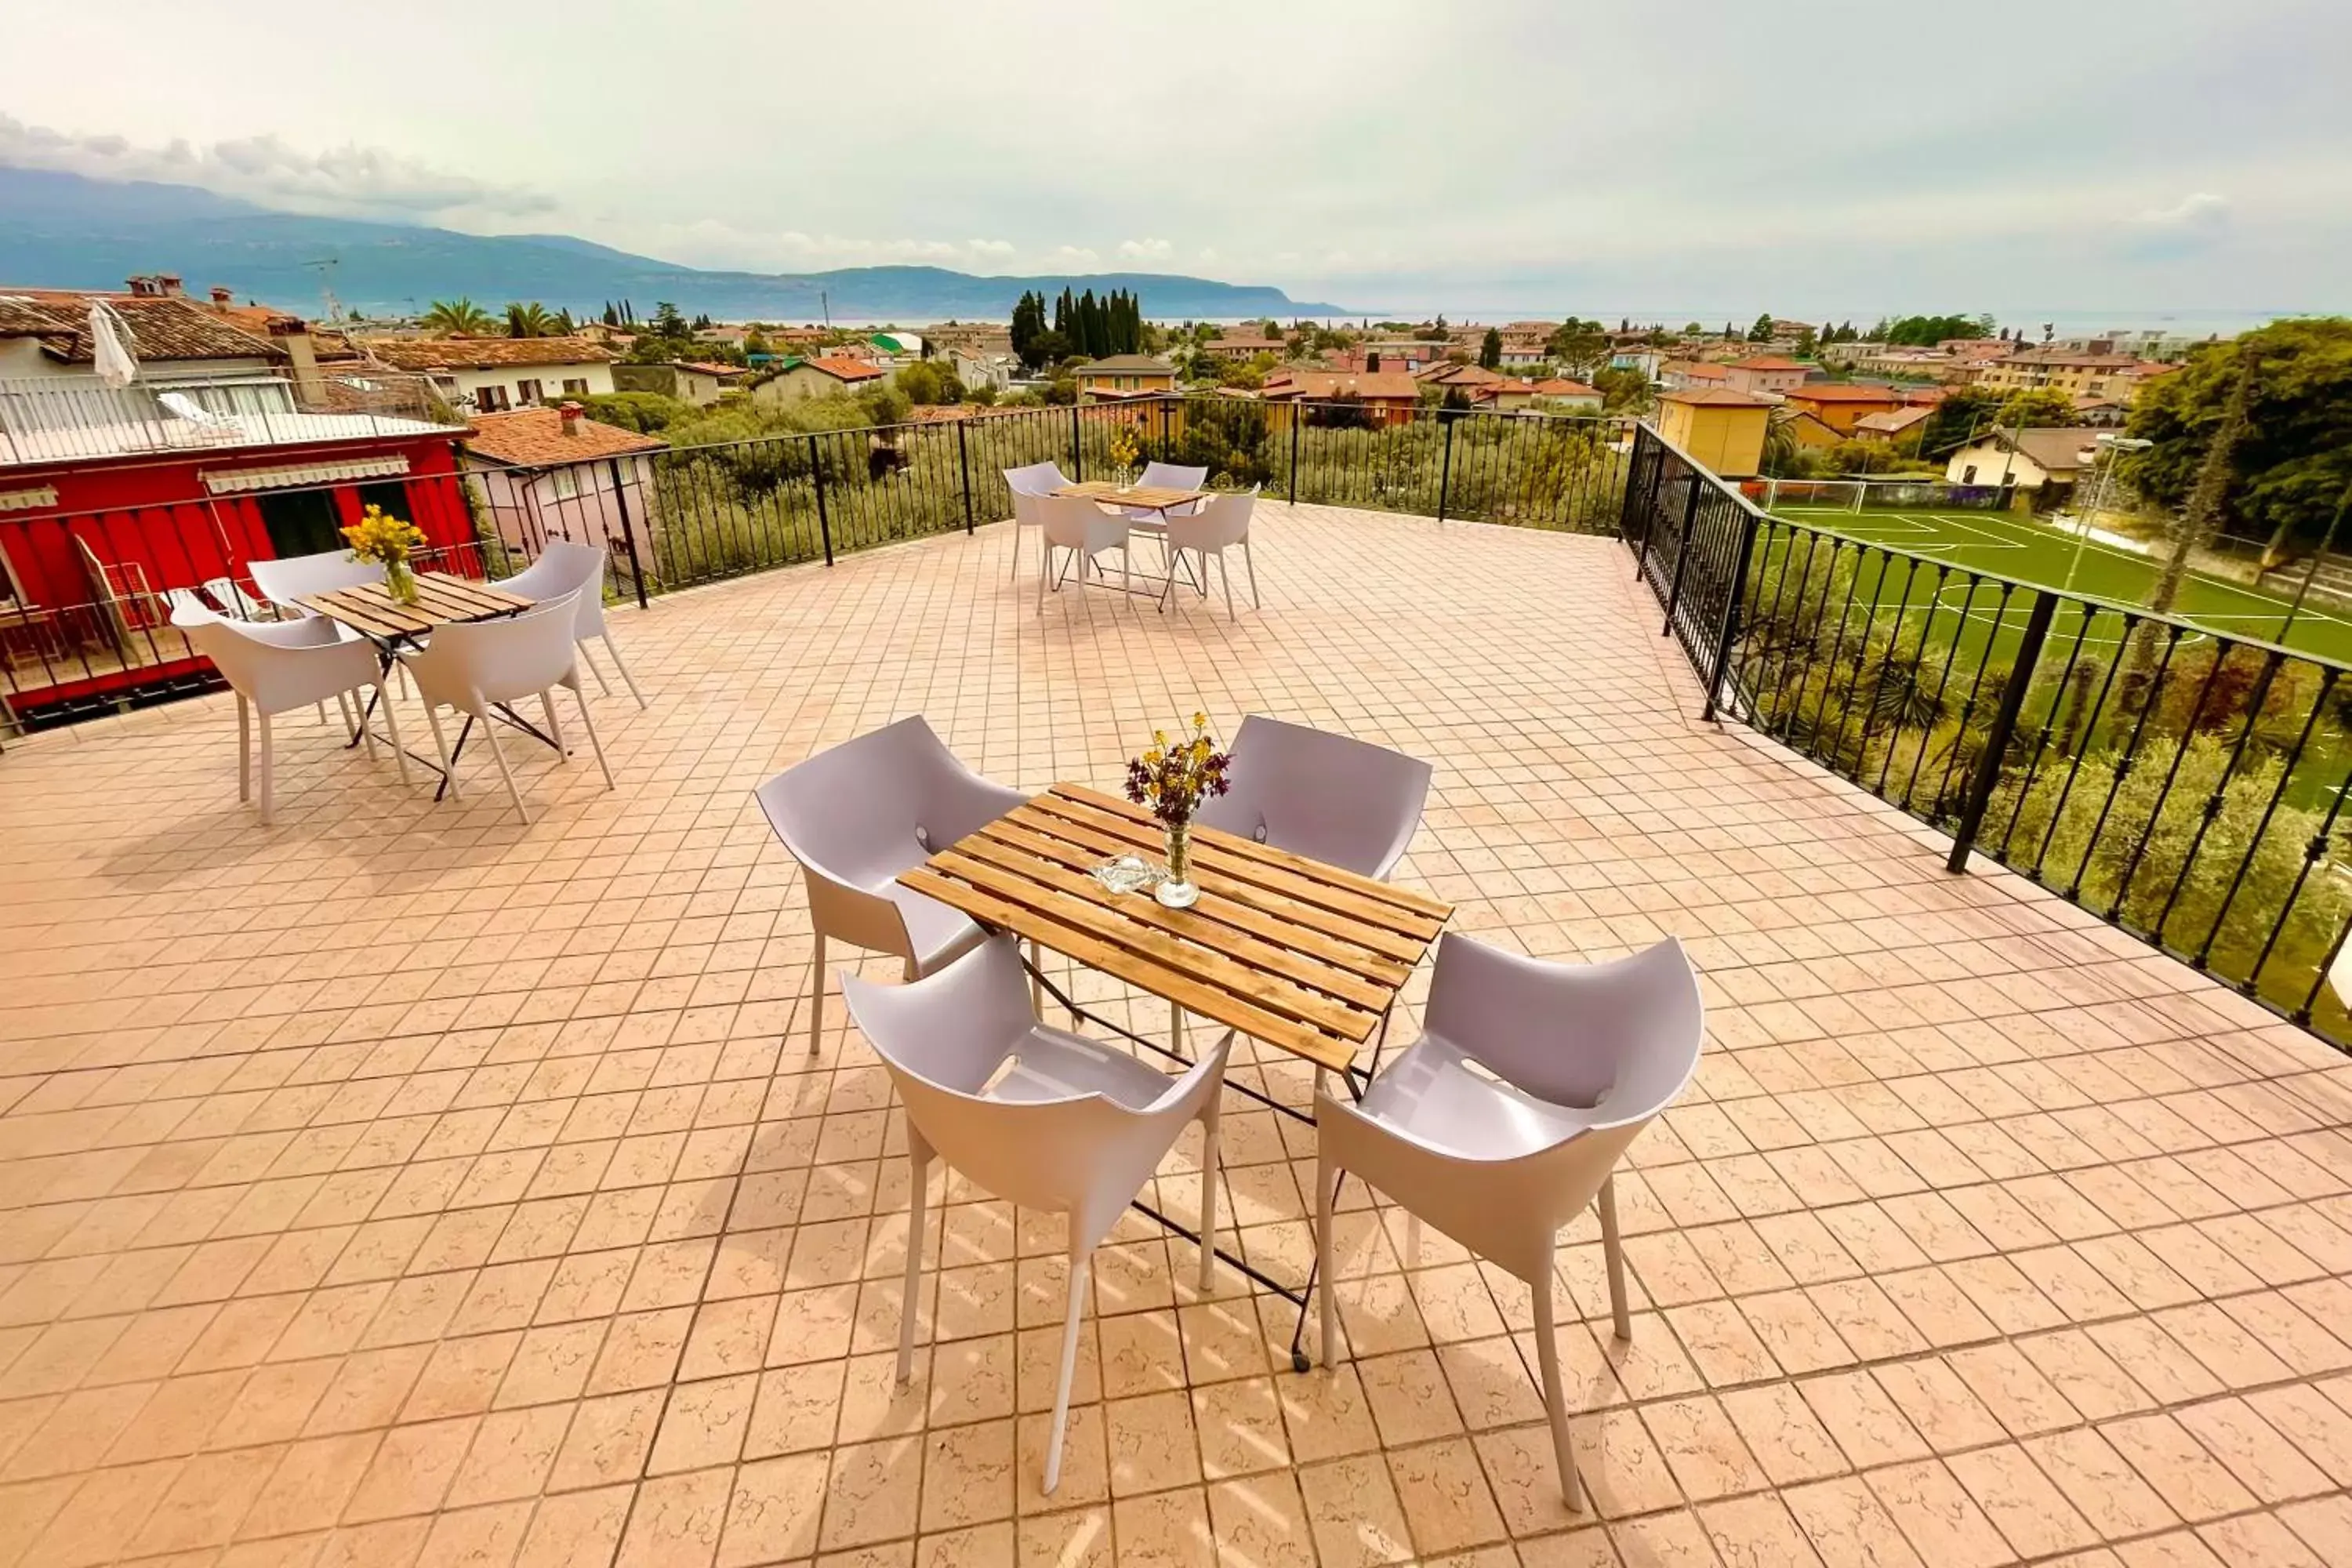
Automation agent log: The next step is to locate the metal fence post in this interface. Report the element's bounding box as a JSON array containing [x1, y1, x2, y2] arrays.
[[1944, 590, 2056, 873], [1700, 510, 1760, 723], [1069, 405, 1083, 482], [1288, 405, 1301, 504], [810, 434, 834, 567], [1661, 472, 1705, 636], [1436, 418, 1456, 523], [606, 458, 651, 609], [956, 419, 975, 535], [1633, 430, 1668, 579]]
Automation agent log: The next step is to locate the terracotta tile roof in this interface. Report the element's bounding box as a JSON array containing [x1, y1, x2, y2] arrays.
[[0, 290, 285, 364], [1783, 383, 1904, 402], [1668, 361, 1730, 380], [797, 356, 886, 382], [674, 361, 751, 378], [362, 336, 617, 372], [1995, 426, 2098, 473], [1079, 355, 1176, 374], [1530, 379, 1600, 397], [1661, 387, 1778, 407], [460, 408, 668, 467], [1854, 406, 1933, 434], [1731, 356, 1806, 371], [1259, 371, 1421, 401]]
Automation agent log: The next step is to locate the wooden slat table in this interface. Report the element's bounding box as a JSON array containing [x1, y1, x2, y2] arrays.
[[300, 572, 533, 642], [902, 783, 1451, 1075], [1053, 481, 1207, 516], [299, 572, 543, 798]]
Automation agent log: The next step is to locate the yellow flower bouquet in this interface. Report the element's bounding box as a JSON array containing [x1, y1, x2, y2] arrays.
[[1124, 713, 1231, 907], [342, 503, 427, 604], [1107, 425, 1140, 488]]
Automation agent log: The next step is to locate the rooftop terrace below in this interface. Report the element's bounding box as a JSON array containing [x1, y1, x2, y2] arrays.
[[1, 505, 2350, 1566]]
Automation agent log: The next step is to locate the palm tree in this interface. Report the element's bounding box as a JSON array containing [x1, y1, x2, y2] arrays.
[[505, 302, 556, 339], [420, 297, 495, 336]]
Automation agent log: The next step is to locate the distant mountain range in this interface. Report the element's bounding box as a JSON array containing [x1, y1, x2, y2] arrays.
[[0, 168, 1345, 323]]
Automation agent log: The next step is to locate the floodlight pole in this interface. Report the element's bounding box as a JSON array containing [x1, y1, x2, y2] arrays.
[[2062, 434, 2150, 593]]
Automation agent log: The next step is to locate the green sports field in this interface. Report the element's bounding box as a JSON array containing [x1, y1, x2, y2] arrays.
[[1765, 504, 2352, 670]]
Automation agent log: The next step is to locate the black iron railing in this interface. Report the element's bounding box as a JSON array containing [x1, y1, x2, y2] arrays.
[[634, 394, 1632, 591], [1621, 423, 2352, 1051]]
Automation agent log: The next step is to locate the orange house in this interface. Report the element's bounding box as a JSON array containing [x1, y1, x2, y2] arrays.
[[1777, 383, 1904, 435]]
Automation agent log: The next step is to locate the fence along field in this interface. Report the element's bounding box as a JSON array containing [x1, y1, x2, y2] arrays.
[[1624, 426, 2352, 1052]]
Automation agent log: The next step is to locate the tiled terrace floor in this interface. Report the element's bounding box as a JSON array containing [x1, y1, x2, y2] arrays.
[[2, 505, 2352, 1568]]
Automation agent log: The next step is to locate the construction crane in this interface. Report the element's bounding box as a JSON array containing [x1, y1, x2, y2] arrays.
[[302, 257, 345, 324]]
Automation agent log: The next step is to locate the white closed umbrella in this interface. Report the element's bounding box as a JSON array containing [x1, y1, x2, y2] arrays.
[[89, 301, 139, 388]]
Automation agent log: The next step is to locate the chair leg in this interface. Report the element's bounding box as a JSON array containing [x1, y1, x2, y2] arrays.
[[1010, 524, 1022, 582], [1197, 1095, 1221, 1294], [1044, 1244, 1092, 1495], [1533, 1255, 1584, 1513], [1598, 1173, 1632, 1341], [898, 1149, 929, 1381], [572, 683, 615, 789], [808, 931, 826, 1054], [478, 711, 528, 825], [378, 684, 409, 786], [1316, 1152, 1341, 1367], [542, 691, 566, 759], [353, 690, 375, 758], [237, 695, 252, 804], [1243, 537, 1259, 608], [575, 637, 612, 696], [256, 711, 274, 826], [599, 633, 646, 709], [1037, 546, 1050, 615], [1027, 938, 1044, 1018], [423, 702, 459, 801], [1219, 551, 1235, 619]]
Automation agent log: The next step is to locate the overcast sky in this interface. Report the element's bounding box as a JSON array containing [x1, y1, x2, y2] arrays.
[[4, 0, 2347, 321]]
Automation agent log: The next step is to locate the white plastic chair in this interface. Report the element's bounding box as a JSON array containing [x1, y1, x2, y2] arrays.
[[753, 717, 1025, 1051], [1316, 935, 1704, 1510], [179, 611, 407, 826], [397, 590, 612, 824], [1124, 460, 1210, 525], [199, 575, 265, 620], [1157, 492, 1258, 617], [488, 539, 644, 708], [247, 550, 383, 619], [1195, 715, 1431, 880], [844, 938, 1230, 1494], [1002, 462, 1071, 582], [1035, 495, 1133, 614]]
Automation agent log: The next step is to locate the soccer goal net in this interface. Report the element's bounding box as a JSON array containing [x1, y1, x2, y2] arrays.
[[1758, 476, 2013, 514]]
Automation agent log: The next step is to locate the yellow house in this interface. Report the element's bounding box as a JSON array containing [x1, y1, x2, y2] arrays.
[[1657, 389, 1774, 477], [1076, 354, 1178, 399]]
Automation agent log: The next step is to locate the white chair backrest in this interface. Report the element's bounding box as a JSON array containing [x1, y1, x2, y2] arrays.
[[248, 550, 381, 610], [753, 715, 1011, 893], [166, 588, 219, 626], [1196, 715, 1431, 880], [1003, 462, 1069, 496], [1138, 462, 1207, 492], [183, 615, 368, 711], [1009, 488, 1047, 530], [1165, 491, 1253, 553], [493, 541, 609, 637], [1036, 494, 1124, 550], [844, 941, 1225, 1232], [408, 592, 582, 706]]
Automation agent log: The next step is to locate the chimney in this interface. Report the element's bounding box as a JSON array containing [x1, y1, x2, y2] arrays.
[[125, 274, 157, 296], [268, 318, 325, 401], [158, 274, 183, 297], [559, 401, 583, 437], [209, 285, 234, 307]]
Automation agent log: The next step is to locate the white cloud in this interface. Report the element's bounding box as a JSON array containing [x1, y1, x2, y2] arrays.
[[2136, 192, 2230, 230], [1117, 238, 1173, 261], [1047, 245, 1102, 267], [967, 239, 1016, 258], [0, 113, 554, 223]]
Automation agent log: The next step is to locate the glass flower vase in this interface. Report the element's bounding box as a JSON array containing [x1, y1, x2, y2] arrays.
[[384, 557, 419, 606], [1156, 820, 1199, 908]]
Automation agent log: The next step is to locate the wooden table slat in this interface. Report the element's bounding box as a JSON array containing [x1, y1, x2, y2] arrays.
[[302, 572, 533, 641], [991, 801, 1431, 965], [900, 866, 1356, 1070], [1057, 782, 1453, 924], [975, 815, 1410, 990], [1054, 481, 1205, 513], [1032, 790, 1446, 944], [950, 829, 1397, 1013]]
